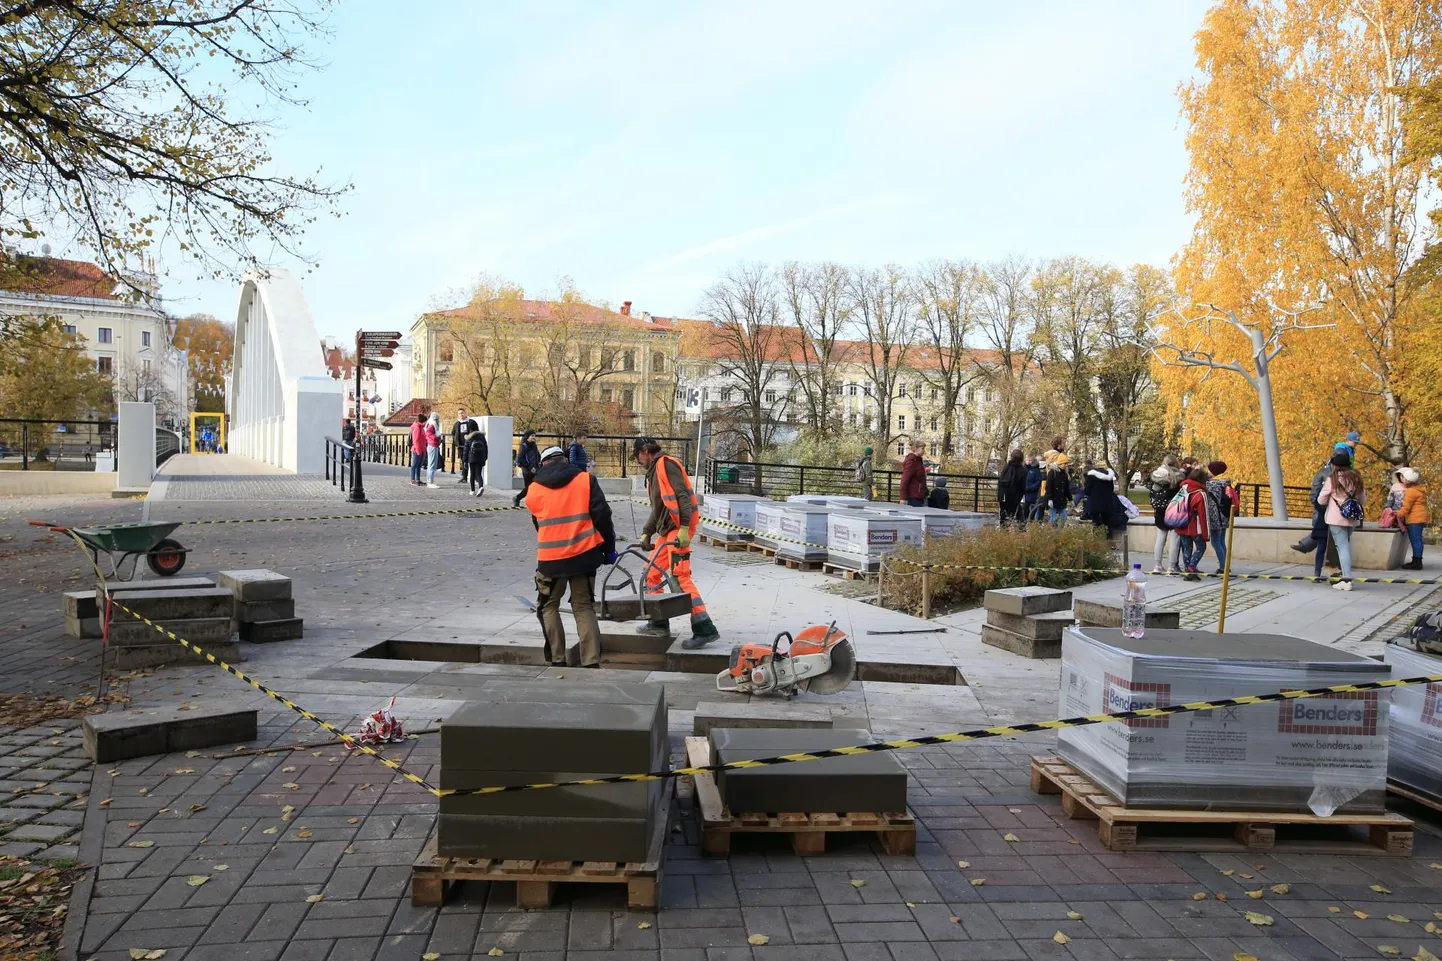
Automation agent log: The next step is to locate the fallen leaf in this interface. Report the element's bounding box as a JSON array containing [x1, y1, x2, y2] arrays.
[[1003, 833, 1020, 842], [1053, 932, 1071, 944], [347, 817, 359, 824], [159, 809, 170, 815], [422, 954, 440, 960], [282, 766, 296, 773], [1220, 870, 1235, 876], [748, 934, 770, 946], [186, 751, 202, 758], [1371, 884, 1393, 895], [970, 879, 985, 886], [637, 922, 651, 930], [187, 876, 209, 887], [1386, 915, 1410, 924], [281, 782, 299, 790], [1192, 893, 1207, 901], [189, 804, 207, 813], [950, 917, 961, 924], [128, 821, 142, 828], [1356, 911, 1371, 920], [145, 953, 166, 960], [1216, 893, 1228, 901], [296, 829, 313, 839], [1271, 883, 1290, 895], [850, 879, 866, 888], [1416, 948, 1440, 961], [344, 845, 356, 855], [1377, 948, 1401, 957], [305, 894, 323, 903], [129, 951, 149, 960], [487, 950, 503, 958], [1329, 906, 1342, 913], [126, 840, 153, 848], [956, 860, 970, 869], [1235, 954, 1260, 961], [263, 826, 278, 835], [174, 769, 194, 775], [1246, 890, 1264, 899], [1244, 911, 1273, 927], [214, 865, 228, 872], [108, 769, 120, 777], [1067, 839, 1080, 845], [1430, 863, 1442, 871], [1238, 873, 1253, 879], [1425, 922, 1438, 935], [99, 798, 112, 806], [1067, 911, 1084, 920], [138, 787, 148, 795]]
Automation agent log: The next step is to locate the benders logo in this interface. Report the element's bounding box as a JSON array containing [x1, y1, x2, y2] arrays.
[[1103, 673, 1171, 729], [1276, 692, 1377, 736], [868, 530, 897, 545], [1425, 683, 1442, 730]]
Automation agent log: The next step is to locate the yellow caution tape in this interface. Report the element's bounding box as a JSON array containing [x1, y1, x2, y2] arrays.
[[184, 503, 527, 526]]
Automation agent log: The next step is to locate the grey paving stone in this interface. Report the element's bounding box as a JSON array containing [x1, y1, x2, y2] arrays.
[[834, 921, 928, 942], [281, 940, 334, 961], [327, 936, 381, 961], [188, 942, 289, 961]]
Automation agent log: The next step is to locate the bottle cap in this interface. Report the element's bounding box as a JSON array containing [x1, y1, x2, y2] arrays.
[[1132, 563, 1141, 569]]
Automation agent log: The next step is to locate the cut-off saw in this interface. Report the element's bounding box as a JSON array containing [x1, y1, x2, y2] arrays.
[[716, 621, 855, 697]]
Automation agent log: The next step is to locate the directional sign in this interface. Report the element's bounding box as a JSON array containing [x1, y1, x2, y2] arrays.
[[358, 330, 401, 341], [360, 358, 393, 370], [362, 347, 396, 358]]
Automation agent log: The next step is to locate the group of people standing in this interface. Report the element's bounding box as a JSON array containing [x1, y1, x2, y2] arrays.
[[995, 437, 1132, 533], [1147, 457, 1240, 581], [409, 407, 489, 493]]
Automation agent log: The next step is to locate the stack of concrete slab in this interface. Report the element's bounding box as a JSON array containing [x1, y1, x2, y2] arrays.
[[1383, 641, 1442, 801], [980, 587, 1075, 658], [218, 569, 302, 642], [826, 509, 924, 572], [890, 504, 997, 537], [63, 576, 218, 639], [1074, 598, 1180, 630], [700, 493, 763, 543], [103, 583, 241, 670], [755, 503, 830, 562], [438, 683, 668, 862], [708, 728, 907, 813]]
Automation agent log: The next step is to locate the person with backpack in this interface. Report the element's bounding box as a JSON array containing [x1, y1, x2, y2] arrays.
[[1149, 455, 1184, 574], [1203, 460, 1240, 574], [513, 430, 542, 507], [1172, 466, 1210, 581], [1317, 451, 1365, 590], [855, 447, 875, 500], [1291, 454, 1341, 556], [453, 408, 479, 484], [1081, 461, 1128, 534], [568, 432, 590, 472], [997, 449, 1026, 525], [466, 427, 489, 496], [1045, 452, 1071, 526], [900, 441, 928, 507], [927, 475, 950, 510], [1396, 467, 1429, 570], [1023, 454, 1043, 522]]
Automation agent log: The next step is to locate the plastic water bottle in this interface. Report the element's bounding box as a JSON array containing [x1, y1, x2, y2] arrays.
[[1122, 564, 1147, 639]]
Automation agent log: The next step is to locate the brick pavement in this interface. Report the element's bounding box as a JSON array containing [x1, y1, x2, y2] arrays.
[[1, 492, 1441, 961], [0, 718, 90, 861]]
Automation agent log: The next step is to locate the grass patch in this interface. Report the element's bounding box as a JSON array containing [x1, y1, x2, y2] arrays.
[[42, 857, 80, 869], [882, 524, 1118, 616]]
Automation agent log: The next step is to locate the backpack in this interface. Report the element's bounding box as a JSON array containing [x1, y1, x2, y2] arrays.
[[1163, 488, 1193, 529], [1339, 496, 1364, 522], [1405, 614, 1442, 656], [854, 457, 868, 482]]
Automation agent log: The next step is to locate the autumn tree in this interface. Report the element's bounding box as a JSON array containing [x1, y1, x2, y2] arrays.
[[779, 261, 849, 438], [171, 314, 233, 412], [700, 263, 784, 478], [0, 0, 345, 282], [1170, 0, 1442, 494], [909, 260, 984, 467], [974, 258, 1042, 463], [0, 319, 113, 446], [1096, 265, 1173, 477], [847, 265, 914, 457]]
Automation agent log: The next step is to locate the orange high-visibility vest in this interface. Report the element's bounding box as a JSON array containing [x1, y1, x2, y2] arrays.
[[528, 473, 602, 563], [654, 454, 697, 531]]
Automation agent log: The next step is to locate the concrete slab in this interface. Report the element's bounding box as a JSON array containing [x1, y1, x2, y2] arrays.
[[216, 569, 293, 601], [980, 623, 1060, 659], [82, 704, 257, 762], [437, 771, 660, 818], [1074, 597, 1181, 629], [62, 590, 99, 619], [984, 608, 1076, 640], [710, 728, 907, 813], [238, 617, 303, 642], [436, 812, 655, 861], [63, 614, 101, 639], [983, 586, 1073, 616], [107, 641, 245, 671], [691, 700, 833, 736], [107, 616, 232, 646], [234, 597, 296, 622], [106, 576, 217, 594], [103, 587, 234, 620]]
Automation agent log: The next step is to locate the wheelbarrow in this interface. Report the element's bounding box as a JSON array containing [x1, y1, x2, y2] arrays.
[[514, 545, 692, 622], [30, 520, 189, 581]]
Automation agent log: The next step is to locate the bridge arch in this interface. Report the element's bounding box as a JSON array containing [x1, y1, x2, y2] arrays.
[[229, 269, 341, 473]]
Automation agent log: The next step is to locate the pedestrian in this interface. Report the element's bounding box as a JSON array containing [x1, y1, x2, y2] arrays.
[[568, 432, 590, 472], [342, 418, 356, 462], [526, 445, 617, 668], [1176, 466, 1211, 581], [83, 442, 93, 463], [409, 411, 426, 485], [466, 427, 489, 496], [1023, 453, 1043, 522], [1081, 460, 1128, 534], [1333, 430, 1361, 464], [424, 410, 441, 488], [927, 475, 950, 510], [453, 408, 479, 484], [1317, 451, 1364, 590], [1072, 459, 1094, 512], [1292, 454, 1339, 557], [900, 440, 928, 507], [1129, 468, 1143, 489], [1396, 467, 1429, 570], [633, 437, 721, 649], [1045, 450, 1071, 526], [855, 447, 875, 500], [997, 449, 1026, 524], [1203, 460, 1240, 574], [1148, 455, 1184, 574], [513, 430, 542, 507]]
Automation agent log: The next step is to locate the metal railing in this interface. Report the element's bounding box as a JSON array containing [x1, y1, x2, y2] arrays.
[[324, 437, 354, 491], [352, 431, 694, 478], [156, 428, 181, 468], [1232, 483, 1317, 519], [0, 417, 117, 471], [708, 459, 1002, 513]]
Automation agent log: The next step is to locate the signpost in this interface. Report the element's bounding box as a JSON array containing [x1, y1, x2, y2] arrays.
[[683, 385, 705, 481], [348, 330, 401, 503]]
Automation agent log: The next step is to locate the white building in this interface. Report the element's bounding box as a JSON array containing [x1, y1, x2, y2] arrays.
[[0, 255, 190, 425], [321, 336, 412, 429]]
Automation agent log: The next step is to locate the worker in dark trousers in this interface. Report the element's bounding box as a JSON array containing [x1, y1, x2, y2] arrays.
[[526, 446, 617, 667]]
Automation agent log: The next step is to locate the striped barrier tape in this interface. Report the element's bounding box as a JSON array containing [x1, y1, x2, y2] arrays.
[[183, 502, 528, 526], [697, 515, 1442, 586], [111, 600, 1442, 797]]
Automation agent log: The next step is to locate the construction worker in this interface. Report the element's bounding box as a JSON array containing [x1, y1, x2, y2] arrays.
[[633, 437, 720, 649], [526, 445, 617, 668]]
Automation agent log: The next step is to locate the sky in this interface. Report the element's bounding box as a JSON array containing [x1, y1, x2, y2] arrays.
[[84, 0, 1213, 337]]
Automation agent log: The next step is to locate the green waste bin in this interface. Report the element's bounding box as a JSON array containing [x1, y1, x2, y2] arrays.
[[718, 467, 739, 484]]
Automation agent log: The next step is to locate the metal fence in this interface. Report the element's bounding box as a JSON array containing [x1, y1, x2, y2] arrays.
[[157, 428, 181, 468], [0, 417, 116, 471], [708, 459, 1003, 513], [324, 437, 354, 491], [1233, 483, 1317, 519], [355, 431, 694, 479]]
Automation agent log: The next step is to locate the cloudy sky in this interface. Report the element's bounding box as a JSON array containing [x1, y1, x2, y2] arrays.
[[101, 1, 1211, 337]]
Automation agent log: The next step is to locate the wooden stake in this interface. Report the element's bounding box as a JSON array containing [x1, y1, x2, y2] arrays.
[[1217, 505, 1239, 632]]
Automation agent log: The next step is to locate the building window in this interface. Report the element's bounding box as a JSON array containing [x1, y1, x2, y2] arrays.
[[97, 357, 113, 375], [930, 443, 938, 457], [141, 330, 151, 348], [898, 384, 907, 398], [967, 387, 977, 403], [621, 388, 635, 410], [848, 384, 857, 397], [848, 412, 857, 426], [519, 347, 536, 367], [915, 383, 923, 399], [142, 359, 151, 374], [988, 389, 998, 403], [721, 388, 733, 403], [675, 387, 686, 401], [652, 352, 665, 374], [439, 341, 454, 363], [765, 390, 777, 404], [601, 387, 614, 403], [930, 417, 938, 431], [63, 324, 77, 334], [862, 384, 872, 397], [832, 384, 842, 396], [897, 442, 905, 457], [578, 347, 592, 368], [98, 327, 112, 344], [931, 387, 939, 401], [897, 415, 906, 431], [623, 350, 636, 372]]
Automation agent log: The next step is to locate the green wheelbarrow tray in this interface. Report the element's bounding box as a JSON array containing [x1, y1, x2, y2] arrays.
[[30, 520, 190, 581]]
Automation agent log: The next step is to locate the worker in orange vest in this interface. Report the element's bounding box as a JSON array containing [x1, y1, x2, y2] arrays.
[[633, 437, 720, 649], [526, 446, 617, 667]]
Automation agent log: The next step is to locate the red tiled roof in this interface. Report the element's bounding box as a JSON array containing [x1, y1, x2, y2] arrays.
[[321, 344, 355, 380], [427, 299, 676, 332], [383, 398, 435, 428], [0, 256, 121, 300]]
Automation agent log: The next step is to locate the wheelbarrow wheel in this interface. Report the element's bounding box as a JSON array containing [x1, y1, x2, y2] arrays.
[[146, 539, 187, 576]]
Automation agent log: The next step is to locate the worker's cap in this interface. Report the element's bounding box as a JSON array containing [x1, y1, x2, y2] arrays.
[[1346, 431, 1362, 443], [632, 436, 660, 459], [539, 446, 565, 462]]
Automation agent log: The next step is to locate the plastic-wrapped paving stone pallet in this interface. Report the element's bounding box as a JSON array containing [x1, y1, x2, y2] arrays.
[[1383, 640, 1442, 804]]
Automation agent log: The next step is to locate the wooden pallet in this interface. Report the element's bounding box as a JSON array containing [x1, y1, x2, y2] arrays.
[[411, 779, 672, 909], [1031, 756, 1413, 856], [699, 532, 751, 552], [775, 555, 824, 572], [684, 736, 915, 857], [747, 542, 778, 558], [1387, 779, 1442, 814], [822, 563, 875, 582]]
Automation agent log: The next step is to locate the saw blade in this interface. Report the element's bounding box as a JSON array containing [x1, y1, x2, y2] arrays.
[[804, 638, 855, 695]]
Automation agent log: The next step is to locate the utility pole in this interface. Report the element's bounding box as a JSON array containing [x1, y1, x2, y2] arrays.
[[353, 330, 401, 505], [349, 331, 367, 504]]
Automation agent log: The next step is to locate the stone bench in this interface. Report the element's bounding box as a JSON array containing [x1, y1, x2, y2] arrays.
[[691, 700, 834, 737], [83, 704, 258, 762]]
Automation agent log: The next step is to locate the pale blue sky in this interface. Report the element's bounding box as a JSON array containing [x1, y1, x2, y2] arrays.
[[149, 1, 1211, 336]]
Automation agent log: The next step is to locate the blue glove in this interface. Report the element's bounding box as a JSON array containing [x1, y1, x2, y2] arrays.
[[604, 550, 618, 565]]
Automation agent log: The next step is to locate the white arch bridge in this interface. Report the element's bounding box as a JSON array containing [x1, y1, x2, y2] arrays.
[[228, 269, 341, 473]]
